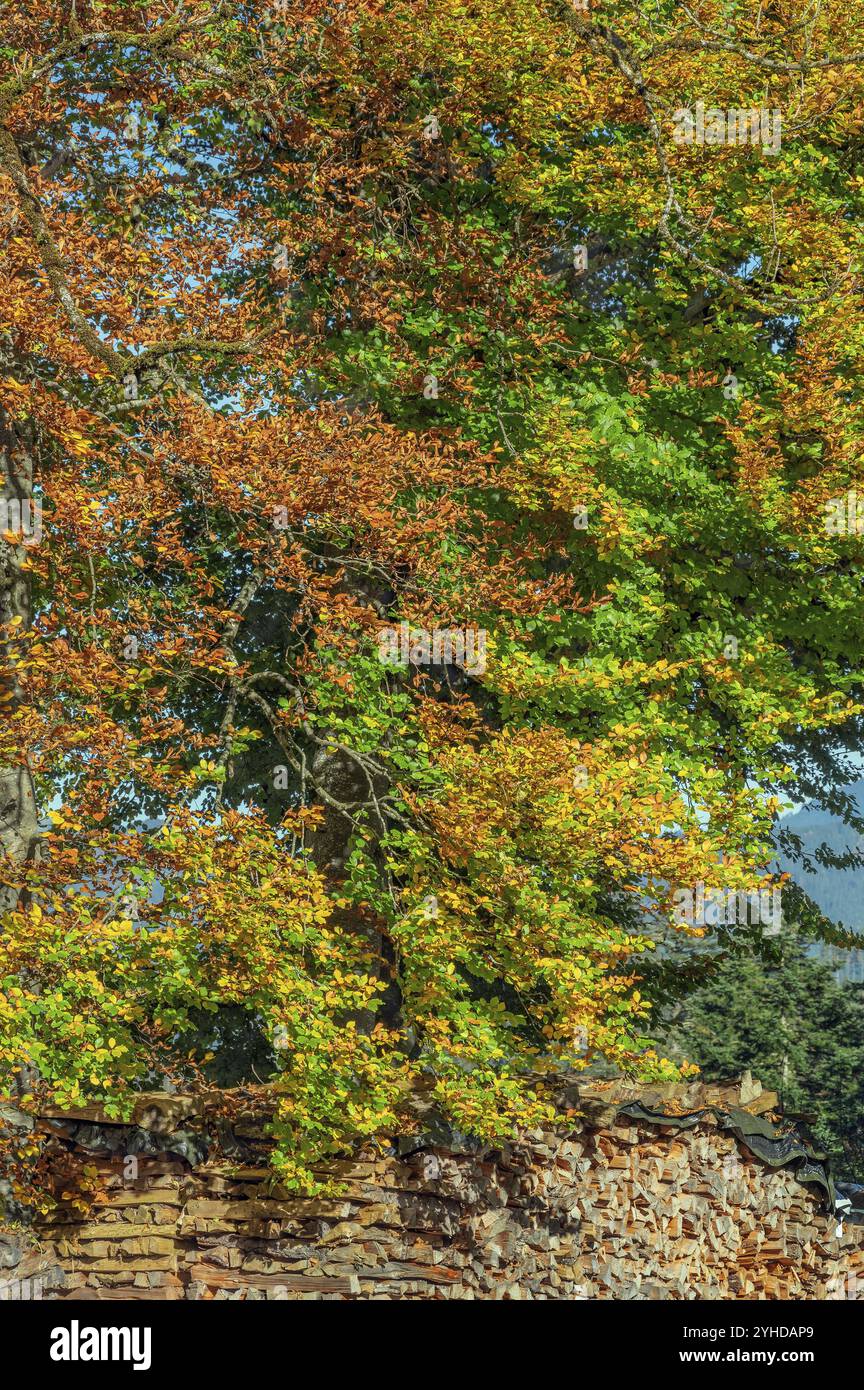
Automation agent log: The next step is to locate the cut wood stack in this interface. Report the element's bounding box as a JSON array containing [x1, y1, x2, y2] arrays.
[[1, 1075, 861, 1300]]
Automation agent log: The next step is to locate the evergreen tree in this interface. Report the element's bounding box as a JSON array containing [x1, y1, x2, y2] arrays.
[[661, 942, 864, 1179]]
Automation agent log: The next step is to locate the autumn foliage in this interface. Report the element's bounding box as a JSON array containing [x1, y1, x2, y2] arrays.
[[1, 0, 864, 1191]]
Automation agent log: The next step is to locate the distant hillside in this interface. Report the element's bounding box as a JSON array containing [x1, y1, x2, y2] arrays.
[[775, 780, 864, 981]]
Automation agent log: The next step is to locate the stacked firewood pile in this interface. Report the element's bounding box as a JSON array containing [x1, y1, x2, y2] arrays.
[[1, 1075, 861, 1300]]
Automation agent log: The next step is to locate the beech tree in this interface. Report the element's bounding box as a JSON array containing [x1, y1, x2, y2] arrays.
[[1, 0, 863, 1190]]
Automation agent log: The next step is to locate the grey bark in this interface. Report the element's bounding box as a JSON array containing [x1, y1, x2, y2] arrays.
[[0, 405, 40, 915]]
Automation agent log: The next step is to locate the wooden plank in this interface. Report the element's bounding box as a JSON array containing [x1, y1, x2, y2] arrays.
[[186, 1263, 359, 1293]]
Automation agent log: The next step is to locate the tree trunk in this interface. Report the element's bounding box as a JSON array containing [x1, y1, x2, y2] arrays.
[[0, 404, 40, 915]]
